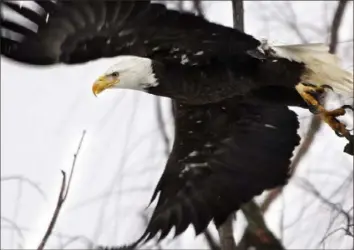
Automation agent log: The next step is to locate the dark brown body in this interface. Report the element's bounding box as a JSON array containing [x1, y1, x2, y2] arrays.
[[148, 56, 307, 107], [1, 1, 307, 248]]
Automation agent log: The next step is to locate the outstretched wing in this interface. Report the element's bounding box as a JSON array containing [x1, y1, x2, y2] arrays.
[[131, 99, 300, 246], [1, 0, 260, 65]]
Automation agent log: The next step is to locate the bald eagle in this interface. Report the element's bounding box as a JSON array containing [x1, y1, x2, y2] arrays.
[[1, 0, 353, 248]]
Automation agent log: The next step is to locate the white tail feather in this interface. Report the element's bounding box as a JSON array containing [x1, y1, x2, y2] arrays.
[[269, 43, 353, 96]]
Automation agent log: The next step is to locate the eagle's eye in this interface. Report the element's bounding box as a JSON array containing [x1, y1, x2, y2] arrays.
[[111, 72, 119, 77]]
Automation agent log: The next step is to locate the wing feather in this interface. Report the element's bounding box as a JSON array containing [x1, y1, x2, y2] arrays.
[[121, 99, 300, 248], [1, 0, 260, 65], [3, 1, 44, 25]]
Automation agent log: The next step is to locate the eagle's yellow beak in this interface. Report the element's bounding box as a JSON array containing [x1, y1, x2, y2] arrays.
[[92, 75, 119, 96]]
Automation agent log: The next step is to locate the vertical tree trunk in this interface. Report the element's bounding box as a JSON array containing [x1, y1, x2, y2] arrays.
[[232, 0, 244, 31], [217, 214, 237, 250], [216, 1, 244, 250]]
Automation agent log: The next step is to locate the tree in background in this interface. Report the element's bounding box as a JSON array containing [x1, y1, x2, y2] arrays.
[[1, 1, 352, 250], [154, 1, 353, 250]]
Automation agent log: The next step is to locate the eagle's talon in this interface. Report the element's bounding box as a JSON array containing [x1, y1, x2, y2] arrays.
[[302, 82, 316, 87], [301, 84, 330, 104], [318, 106, 353, 140], [306, 91, 323, 102], [308, 104, 321, 114], [302, 83, 333, 94], [320, 84, 334, 91], [341, 104, 354, 112], [335, 130, 344, 137], [296, 83, 353, 140]]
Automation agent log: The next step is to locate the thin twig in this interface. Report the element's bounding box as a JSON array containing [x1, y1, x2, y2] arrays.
[[284, 2, 309, 43], [11, 179, 23, 248], [298, 179, 353, 244], [1, 216, 25, 248], [37, 130, 87, 250], [63, 130, 86, 200], [37, 171, 67, 250], [155, 97, 171, 156], [2, 223, 94, 249], [1, 175, 47, 201], [329, 0, 349, 54], [258, 0, 349, 215]]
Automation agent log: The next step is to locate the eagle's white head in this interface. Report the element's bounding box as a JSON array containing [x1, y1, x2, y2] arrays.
[[92, 56, 158, 96]]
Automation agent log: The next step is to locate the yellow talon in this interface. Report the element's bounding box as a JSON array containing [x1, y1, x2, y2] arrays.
[[295, 82, 353, 139]]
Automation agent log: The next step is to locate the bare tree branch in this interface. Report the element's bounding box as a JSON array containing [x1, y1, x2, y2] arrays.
[[2, 223, 94, 250], [193, 0, 204, 17], [177, 0, 184, 12], [237, 201, 285, 250], [231, 0, 243, 31], [258, 0, 349, 215], [63, 130, 86, 200], [237, 1, 350, 249], [37, 171, 67, 250], [1, 216, 25, 248], [329, 0, 349, 54], [151, 1, 351, 250], [216, 1, 244, 249], [260, 188, 282, 213], [155, 97, 171, 156], [218, 215, 237, 250], [59, 234, 95, 250], [153, 2, 220, 250], [283, 2, 309, 43], [37, 130, 86, 250], [231, 1, 284, 249], [298, 179, 354, 244], [1, 175, 47, 201], [204, 229, 221, 250]]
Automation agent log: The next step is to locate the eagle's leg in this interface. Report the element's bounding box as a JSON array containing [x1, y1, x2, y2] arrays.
[[320, 105, 353, 138], [295, 83, 353, 140], [296, 83, 332, 112]]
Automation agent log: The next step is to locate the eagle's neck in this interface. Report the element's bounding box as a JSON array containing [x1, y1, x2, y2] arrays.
[[146, 61, 191, 102]]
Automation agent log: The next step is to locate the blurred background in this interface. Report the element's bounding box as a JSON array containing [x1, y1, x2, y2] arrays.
[[1, 1, 353, 249]]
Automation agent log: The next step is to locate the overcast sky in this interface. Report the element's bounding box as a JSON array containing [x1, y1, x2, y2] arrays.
[[1, 1, 353, 249]]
